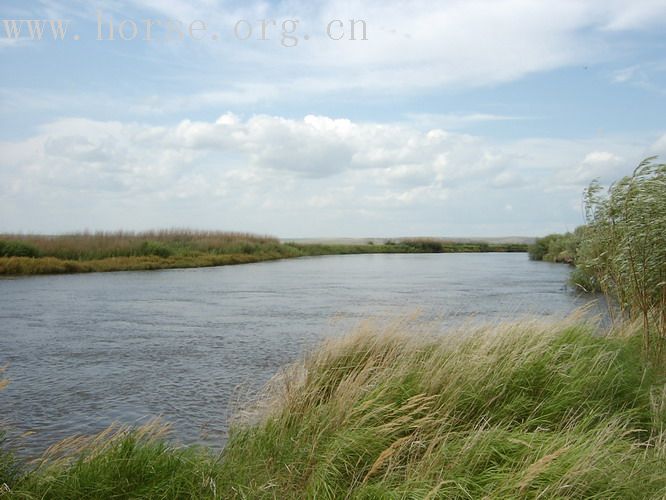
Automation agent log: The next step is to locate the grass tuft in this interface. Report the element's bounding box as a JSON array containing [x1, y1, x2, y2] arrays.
[[3, 318, 664, 498], [217, 317, 666, 498]]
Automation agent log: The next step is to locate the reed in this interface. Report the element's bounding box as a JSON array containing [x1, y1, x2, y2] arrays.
[[0, 230, 279, 260], [528, 158, 666, 361], [0, 232, 527, 276], [580, 157, 666, 360]]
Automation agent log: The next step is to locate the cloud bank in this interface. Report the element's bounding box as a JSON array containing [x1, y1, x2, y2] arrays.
[[1, 113, 663, 236]]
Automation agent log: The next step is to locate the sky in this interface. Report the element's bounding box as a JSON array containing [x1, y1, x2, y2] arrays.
[[1, 0, 665, 238]]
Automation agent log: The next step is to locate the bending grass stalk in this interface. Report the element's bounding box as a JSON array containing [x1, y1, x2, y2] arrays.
[[1, 316, 665, 498], [214, 316, 666, 498]]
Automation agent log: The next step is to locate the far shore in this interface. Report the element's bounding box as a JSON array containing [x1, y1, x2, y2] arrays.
[[0, 231, 528, 276]]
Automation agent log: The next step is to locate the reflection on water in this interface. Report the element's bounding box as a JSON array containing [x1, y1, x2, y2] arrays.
[[0, 253, 603, 455]]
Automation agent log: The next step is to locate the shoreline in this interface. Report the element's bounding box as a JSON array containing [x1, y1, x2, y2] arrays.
[[0, 242, 527, 276], [3, 317, 664, 498]]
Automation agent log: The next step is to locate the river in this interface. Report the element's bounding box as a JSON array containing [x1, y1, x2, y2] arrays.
[[0, 253, 602, 456]]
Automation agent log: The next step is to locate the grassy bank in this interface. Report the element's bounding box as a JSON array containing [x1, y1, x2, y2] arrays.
[[0, 231, 527, 276], [2, 318, 665, 498]]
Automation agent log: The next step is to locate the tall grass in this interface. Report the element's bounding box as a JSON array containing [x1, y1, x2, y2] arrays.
[[580, 157, 666, 359], [13, 420, 221, 499], [215, 317, 665, 499], [0, 230, 280, 260], [3, 317, 665, 498], [0, 232, 527, 276], [1, 369, 21, 494], [529, 158, 666, 360]]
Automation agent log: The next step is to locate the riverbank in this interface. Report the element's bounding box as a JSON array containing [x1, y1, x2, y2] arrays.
[[0, 231, 527, 276], [2, 317, 664, 498]]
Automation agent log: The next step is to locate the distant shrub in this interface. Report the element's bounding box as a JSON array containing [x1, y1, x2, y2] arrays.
[[504, 243, 527, 252], [402, 239, 444, 253], [528, 237, 549, 260], [528, 231, 580, 264], [0, 240, 40, 258], [137, 241, 173, 258], [240, 242, 258, 254]]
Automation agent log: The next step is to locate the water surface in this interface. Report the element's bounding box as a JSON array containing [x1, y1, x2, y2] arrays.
[[1, 254, 600, 455]]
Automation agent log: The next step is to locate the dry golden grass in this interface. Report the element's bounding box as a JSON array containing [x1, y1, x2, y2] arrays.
[[3, 316, 665, 498], [216, 315, 666, 498], [1, 230, 277, 255], [0, 230, 528, 276]]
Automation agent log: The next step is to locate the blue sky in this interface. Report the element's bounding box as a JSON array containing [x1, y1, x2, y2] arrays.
[[1, 0, 665, 237]]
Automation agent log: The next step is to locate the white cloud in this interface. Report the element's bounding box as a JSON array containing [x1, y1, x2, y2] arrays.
[[405, 113, 527, 131], [599, 0, 666, 30], [650, 133, 666, 153], [1, 1, 664, 237], [613, 66, 642, 83], [492, 170, 525, 189], [574, 150, 625, 182], [7, 0, 663, 99], [611, 62, 666, 94], [0, 38, 24, 49], [1, 113, 662, 236], [157, 0, 666, 96]]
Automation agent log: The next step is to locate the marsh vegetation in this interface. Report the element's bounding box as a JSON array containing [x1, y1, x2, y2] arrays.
[[1, 318, 665, 498], [0, 231, 526, 276]]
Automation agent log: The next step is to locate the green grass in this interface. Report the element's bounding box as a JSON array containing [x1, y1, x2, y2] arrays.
[[0, 231, 527, 276], [528, 230, 582, 264], [2, 318, 665, 498], [581, 158, 666, 356]]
